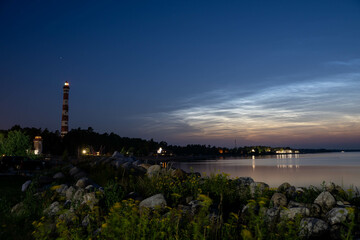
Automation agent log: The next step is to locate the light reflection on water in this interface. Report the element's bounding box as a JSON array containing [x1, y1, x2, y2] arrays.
[[173, 152, 360, 189]]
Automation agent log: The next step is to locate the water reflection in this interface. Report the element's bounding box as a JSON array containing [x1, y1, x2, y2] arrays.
[[173, 152, 360, 188], [276, 154, 300, 168], [252, 155, 255, 170]]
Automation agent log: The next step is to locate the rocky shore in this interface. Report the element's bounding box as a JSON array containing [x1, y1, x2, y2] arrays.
[[5, 151, 360, 239]]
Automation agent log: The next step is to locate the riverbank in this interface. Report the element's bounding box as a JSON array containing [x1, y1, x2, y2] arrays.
[[1, 153, 359, 239]]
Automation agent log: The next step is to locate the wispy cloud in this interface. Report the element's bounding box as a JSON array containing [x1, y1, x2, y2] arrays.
[[141, 73, 360, 146], [327, 58, 360, 67]]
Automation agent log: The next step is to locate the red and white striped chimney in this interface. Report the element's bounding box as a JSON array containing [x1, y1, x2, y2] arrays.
[[61, 81, 70, 137]]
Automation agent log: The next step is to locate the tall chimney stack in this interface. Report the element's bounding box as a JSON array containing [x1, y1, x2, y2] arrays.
[[61, 81, 70, 137]]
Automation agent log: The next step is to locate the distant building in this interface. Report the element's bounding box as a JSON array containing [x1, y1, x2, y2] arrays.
[[275, 149, 299, 154], [61, 81, 70, 137], [33, 136, 43, 155]]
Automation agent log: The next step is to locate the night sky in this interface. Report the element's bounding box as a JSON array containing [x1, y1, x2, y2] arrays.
[[1, 0, 360, 149]]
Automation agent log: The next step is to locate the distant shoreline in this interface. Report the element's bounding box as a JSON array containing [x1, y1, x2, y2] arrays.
[[139, 149, 360, 163]]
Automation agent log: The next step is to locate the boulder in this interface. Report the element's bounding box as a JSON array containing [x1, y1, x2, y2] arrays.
[[73, 189, 85, 202], [314, 191, 336, 213], [250, 182, 269, 197], [139, 193, 167, 209], [111, 159, 127, 168], [82, 192, 99, 210], [66, 186, 76, 200], [235, 177, 254, 186], [59, 209, 76, 224], [300, 218, 329, 238], [146, 165, 161, 177], [76, 177, 91, 188], [280, 207, 310, 220], [11, 202, 25, 216], [53, 172, 65, 179], [122, 162, 132, 170], [285, 186, 297, 198], [132, 160, 143, 166], [112, 151, 124, 159], [326, 208, 349, 225], [326, 182, 344, 195], [171, 168, 187, 179], [22, 180, 32, 192], [74, 171, 87, 180], [277, 182, 291, 193], [85, 185, 95, 192], [139, 163, 152, 170], [309, 203, 322, 218], [69, 167, 81, 176], [44, 201, 60, 217], [288, 201, 306, 208], [270, 193, 287, 207], [55, 184, 69, 195], [265, 207, 280, 223]]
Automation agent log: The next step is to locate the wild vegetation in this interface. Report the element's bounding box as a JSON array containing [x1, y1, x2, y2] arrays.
[[1, 156, 359, 239]]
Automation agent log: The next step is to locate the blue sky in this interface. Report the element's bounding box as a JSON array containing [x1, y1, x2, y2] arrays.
[[1, 0, 360, 148]]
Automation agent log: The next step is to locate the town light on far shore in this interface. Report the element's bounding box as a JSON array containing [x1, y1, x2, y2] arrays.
[[82, 149, 87, 155], [157, 147, 162, 154]]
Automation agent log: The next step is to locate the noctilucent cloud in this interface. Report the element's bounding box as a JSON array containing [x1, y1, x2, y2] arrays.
[[1, 1, 360, 149]]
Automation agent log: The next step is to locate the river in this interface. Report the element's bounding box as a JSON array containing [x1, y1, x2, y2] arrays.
[[172, 152, 360, 189]]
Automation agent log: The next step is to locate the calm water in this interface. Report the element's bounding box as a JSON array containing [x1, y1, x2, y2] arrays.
[[173, 152, 360, 189]]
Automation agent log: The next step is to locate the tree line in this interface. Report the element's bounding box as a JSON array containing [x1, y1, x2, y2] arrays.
[[0, 125, 294, 158]]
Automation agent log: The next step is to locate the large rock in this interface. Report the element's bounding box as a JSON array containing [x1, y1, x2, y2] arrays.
[[53, 172, 65, 179], [270, 193, 287, 207], [66, 186, 76, 200], [146, 165, 161, 177], [69, 167, 81, 176], [326, 182, 344, 195], [277, 182, 291, 193], [74, 171, 87, 180], [300, 218, 329, 238], [72, 189, 85, 202], [139, 163, 152, 170], [122, 162, 132, 170], [326, 207, 349, 225], [235, 177, 255, 186], [132, 160, 143, 166], [22, 180, 32, 192], [280, 207, 310, 220], [112, 151, 124, 159], [76, 177, 91, 188], [265, 207, 280, 223], [82, 192, 99, 210], [314, 191, 336, 213], [59, 209, 76, 224], [250, 182, 269, 197], [171, 168, 187, 179], [139, 194, 167, 209], [112, 159, 127, 168], [288, 201, 306, 208], [44, 201, 60, 217], [11, 202, 25, 216], [55, 184, 69, 195]]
